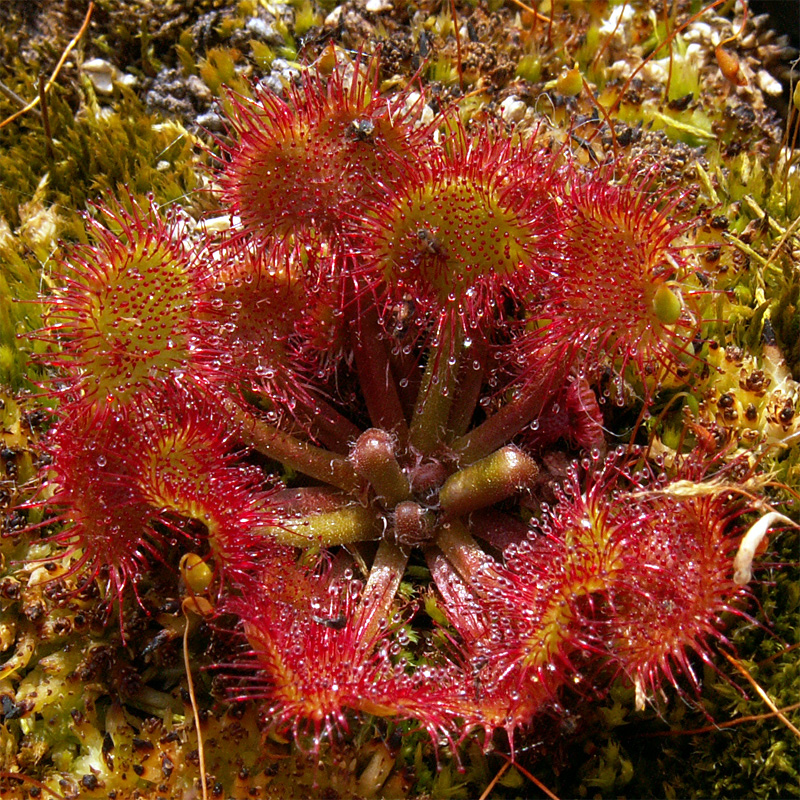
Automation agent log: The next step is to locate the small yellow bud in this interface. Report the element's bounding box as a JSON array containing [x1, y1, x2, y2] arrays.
[[556, 64, 583, 96], [652, 283, 682, 325], [180, 553, 214, 594]]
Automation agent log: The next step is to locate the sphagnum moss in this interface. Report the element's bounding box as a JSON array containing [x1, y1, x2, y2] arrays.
[[1, 2, 799, 799]]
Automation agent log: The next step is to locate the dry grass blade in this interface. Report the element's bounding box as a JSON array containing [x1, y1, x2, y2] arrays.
[[497, 752, 560, 800], [724, 652, 800, 741], [477, 760, 510, 800], [0, 1, 94, 130], [184, 609, 209, 800]]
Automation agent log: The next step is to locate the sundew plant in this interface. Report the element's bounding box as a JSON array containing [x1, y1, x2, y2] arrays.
[[34, 49, 782, 752], [2, 1, 799, 797]]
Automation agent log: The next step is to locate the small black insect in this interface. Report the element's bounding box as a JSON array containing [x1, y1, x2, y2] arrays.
[[415, 227, 446, 256], [349, 117, 376, 142]]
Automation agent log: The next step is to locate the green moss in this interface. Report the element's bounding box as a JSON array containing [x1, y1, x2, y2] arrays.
[[250, 39, 276, 71], [199, 47, 245, 95], [516, 52, 542, 84], [292, 0, 323, 37], [0, 88, 202, 223], [646, 530, 800, 799]]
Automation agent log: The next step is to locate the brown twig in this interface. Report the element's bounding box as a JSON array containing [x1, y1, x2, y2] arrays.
[[758, 641, 800, 667], [505, 0, 551, 26], [0, 773, 67, 800], [610, 0, 726, 115], [478, 760, 511, 800], [723, 652, 800, 740], [0, 78, 42, 116], [591, 0, 627, 71], [497, 753, 560, 800], [183, 608, 209, 800], [645, 701, 800, 737], [581, 75, 619, 162], [0, 1, 94, 130]]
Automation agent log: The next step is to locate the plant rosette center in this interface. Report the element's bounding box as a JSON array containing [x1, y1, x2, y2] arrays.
[[347, 427, 539, 549]]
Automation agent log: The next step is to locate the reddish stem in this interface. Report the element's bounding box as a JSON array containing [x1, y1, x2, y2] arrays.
[[225, 398, 363, 493], [447, 337, 486, 440], [435, 519, 493, 585], [468, 509, 532, 553], [452, 361, 565, 465], [355, 539, 409, 642], [351, 305, 409, 443], [350, 428, 412, 507], [295, 392, 362, 453]]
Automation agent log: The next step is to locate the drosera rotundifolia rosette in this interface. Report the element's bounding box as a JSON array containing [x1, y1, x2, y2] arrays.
[[29, 49, 797, 771]]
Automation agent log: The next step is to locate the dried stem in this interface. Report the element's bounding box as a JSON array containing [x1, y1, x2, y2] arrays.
[[724, 653, 800, 740], [183, 610, 209, 800], [0, 2, 94, 130]]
